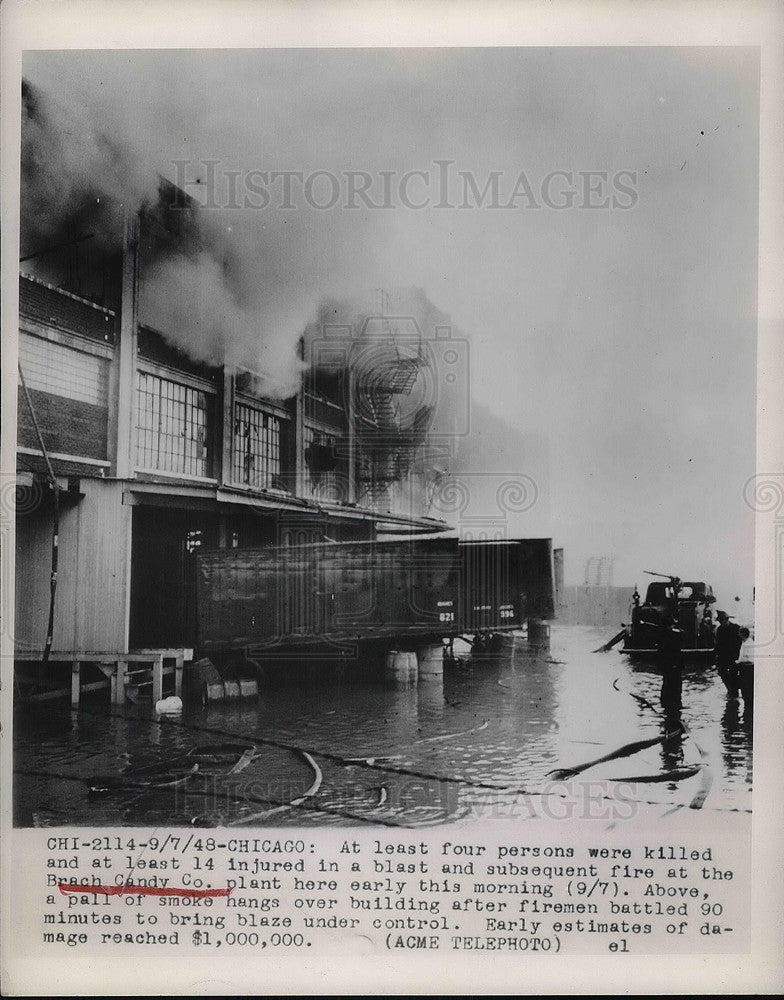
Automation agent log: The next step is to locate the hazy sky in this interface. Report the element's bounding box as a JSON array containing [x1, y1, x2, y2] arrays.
[[23, 47, 759, 602]]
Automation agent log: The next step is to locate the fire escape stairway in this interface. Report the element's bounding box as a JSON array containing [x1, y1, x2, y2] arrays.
[[382, 357, 421, 394], [354, 341, 429, 500]]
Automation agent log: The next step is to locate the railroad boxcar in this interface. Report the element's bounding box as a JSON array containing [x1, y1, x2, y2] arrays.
[[194, 535, 555, 662], [195, 536, 461, 655], [457, 538, 555, 634]]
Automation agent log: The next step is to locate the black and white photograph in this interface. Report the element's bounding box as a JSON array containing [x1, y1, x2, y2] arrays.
[[11, 40, 758, 826], [2, 1, 782, 993]]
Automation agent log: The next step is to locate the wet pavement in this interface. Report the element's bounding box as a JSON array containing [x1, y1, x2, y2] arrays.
[[14, 625, 753, 828]]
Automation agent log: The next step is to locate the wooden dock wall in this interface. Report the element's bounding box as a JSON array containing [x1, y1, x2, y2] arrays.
[[15, 479, 131, 653]]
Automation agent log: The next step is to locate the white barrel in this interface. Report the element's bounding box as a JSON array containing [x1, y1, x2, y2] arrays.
[[384, 650, 418, 686], [223, 679, 241, 700], [202, 682, 225, 705], [416, 643, 444, 679], [238, 678, 259, 700]]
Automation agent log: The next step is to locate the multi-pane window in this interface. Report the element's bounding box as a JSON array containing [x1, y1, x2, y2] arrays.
[[135, 370, 214, 477], [233, 402, 282, 489], [304, 426, 341, 499]]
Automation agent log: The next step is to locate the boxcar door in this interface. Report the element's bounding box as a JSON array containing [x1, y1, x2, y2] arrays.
[[280, 544, 323, 639]]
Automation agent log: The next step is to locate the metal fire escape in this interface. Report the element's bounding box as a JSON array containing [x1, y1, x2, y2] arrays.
[[354, 291, 431, 503]]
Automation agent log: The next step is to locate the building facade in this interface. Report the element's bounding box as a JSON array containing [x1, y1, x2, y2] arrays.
[[15, 197, 449, 657]]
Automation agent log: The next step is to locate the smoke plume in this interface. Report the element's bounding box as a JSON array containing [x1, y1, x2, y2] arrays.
[[21, 78, 155, 252], [21, 78, 337, 398]]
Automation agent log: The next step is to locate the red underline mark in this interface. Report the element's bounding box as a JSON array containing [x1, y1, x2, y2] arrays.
[[58, 882, 232, 899]]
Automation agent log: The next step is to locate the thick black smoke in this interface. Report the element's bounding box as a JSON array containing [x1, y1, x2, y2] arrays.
[[21, 79, 310, 398]]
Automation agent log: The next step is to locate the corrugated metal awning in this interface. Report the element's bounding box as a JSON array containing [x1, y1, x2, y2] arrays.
[[123, 480, 451, 533], [123, 480, 314, 514]]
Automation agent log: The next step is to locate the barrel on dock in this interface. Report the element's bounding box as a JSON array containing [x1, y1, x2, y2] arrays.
[[184, 657, 260, 704], [223, 678, 241, 700], [416, 643, 444, 679], [527, 619, 551, 651], [489, 632, 518, 658], [185, 658, 226, 705], [238, 678, 258, 699], [384, 650, 418, 686]]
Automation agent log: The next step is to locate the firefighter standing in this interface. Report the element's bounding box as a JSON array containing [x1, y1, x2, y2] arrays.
[[658, 624, 684, 710], [714, 610, 743, 698]]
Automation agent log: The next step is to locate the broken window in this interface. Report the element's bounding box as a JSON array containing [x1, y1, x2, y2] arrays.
[[135, 370, 214, 477], [233, 402, 282, 490]]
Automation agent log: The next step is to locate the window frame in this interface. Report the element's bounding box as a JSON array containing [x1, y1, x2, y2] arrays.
[[134, 361, 218, 482], [231, 396, 290, 491]]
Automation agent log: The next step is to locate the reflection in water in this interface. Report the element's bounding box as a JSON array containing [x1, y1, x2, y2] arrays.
[[14, 626, 752, 827], [721, 697, 754, 787], [659, 715, 685, 774]]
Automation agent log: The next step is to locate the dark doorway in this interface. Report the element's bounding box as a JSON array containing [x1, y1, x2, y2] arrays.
[[129, 507, 218, 648]]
